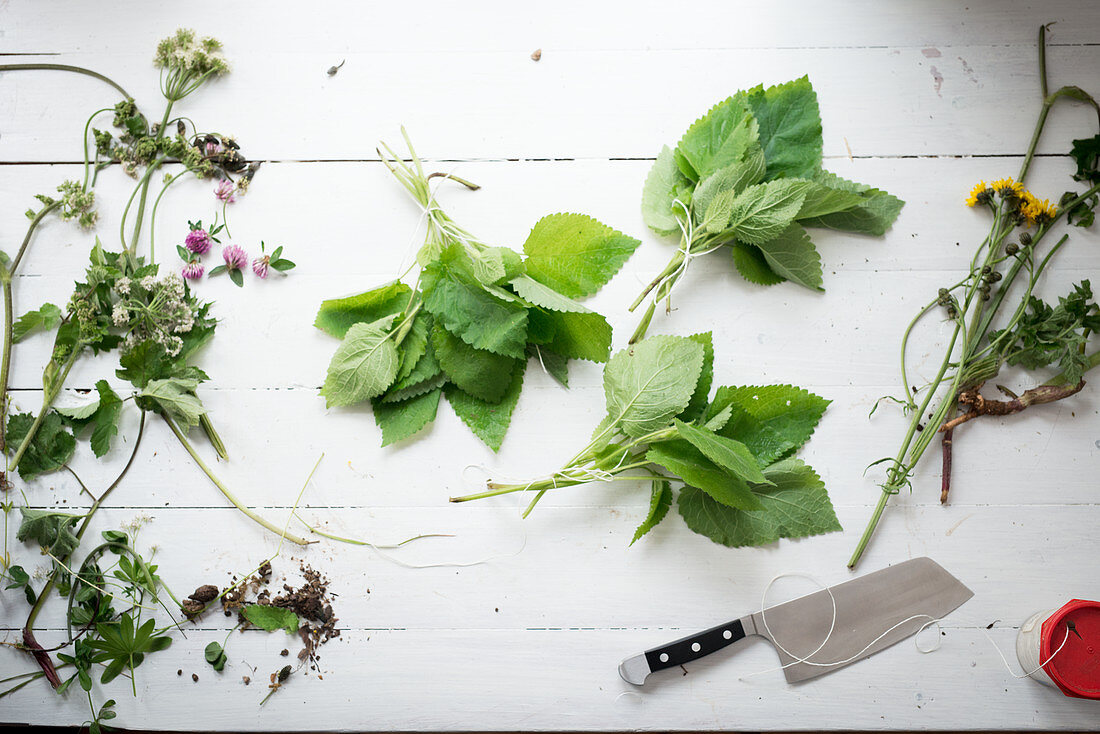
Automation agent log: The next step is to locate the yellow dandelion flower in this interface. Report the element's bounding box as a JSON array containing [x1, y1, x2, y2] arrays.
[[965, 180, 990, 207], [990, 177, 1023, 196], [1022, 195, 1056, 225]]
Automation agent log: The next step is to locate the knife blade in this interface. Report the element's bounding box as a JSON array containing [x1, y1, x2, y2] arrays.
[[618, 557, 972, 685]]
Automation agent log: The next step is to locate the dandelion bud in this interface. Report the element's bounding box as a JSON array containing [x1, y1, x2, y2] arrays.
[[1005, 242, 1019, 255], [1019, 232, 1032, 246]]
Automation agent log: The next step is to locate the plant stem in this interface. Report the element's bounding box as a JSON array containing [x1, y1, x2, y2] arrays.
[[163, 416, 310, 545], [22, 411, 146, 688], [0, 63, 131, 100]]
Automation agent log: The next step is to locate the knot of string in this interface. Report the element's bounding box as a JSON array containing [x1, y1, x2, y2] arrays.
[[658, 200, 724, 309]]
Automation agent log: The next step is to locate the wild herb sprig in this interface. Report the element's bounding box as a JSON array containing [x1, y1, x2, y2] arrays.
[[848, 26, 1100, 568], [632, 77, 903, 343], [452, 333, 840, 547], [316, 131, 639, 450]]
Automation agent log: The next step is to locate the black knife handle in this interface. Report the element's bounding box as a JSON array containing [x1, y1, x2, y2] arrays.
[[644, 618, 747, 673]]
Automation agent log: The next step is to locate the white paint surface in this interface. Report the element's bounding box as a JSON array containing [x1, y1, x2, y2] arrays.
[[1, 1, 1099, 730]]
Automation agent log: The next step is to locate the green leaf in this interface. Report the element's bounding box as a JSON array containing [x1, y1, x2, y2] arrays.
[[229, 268, 244, 287], [383, 339, 445, 403], [673, 419, 770, 485], [740, 76, 823, 181], [530, 309, 612, 364], [116, 341, 173, 388], [445, 360, 526, 451], [207, 264, 227, 276], [725, 179, 812, 245], [642, 146, 692, 236], [675, 96, 759, 181], [646, 440, 763, 511], [88, 380, 122, 458], [529, 345, 569, 387], [796, 180, 868, 219], [270, 258, 296, 272], [321, 316, 400, 407], [396, 311, 432, 382], [372, 387, 442, 446], [693, 147, 766, 224], [55, 396, 101, 421], [603, 335, 705, 438], [472, 246, 523, 285], [431, 322, 517, 402], [422, 244, 528, 358], [521, 213, 640, 299], [17, 508, 82, 557], [7, 412, 76, 480], [730, 242, 785, 285], [630, 478, 672, 545], [678, 332, 714, 423], [754, 223, 823, 291], [140, 378, 206, 429], [12, 303, 62, 343], [706, 384, 829, 460], [241, 604, 300, 634], [798, 171, 904, 236], [1070, 134, 1100, 184], [677, 458, 841, 547], [204, 641, 227, 671], [315, 281, 413, 339]]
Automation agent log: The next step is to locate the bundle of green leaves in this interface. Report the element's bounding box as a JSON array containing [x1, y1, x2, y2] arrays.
[[452, 333, 841, 547], [317, 134, 640, 450], [631, 76, 904, 342]]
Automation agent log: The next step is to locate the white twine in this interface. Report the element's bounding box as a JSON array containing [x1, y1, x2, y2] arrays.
[[984, 626, 1070, 679], [656, 200, 723, 311], [739, 572, 943, 680]]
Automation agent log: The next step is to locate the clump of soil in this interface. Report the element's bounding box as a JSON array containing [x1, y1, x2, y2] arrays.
[[266, 562, 340, 671]]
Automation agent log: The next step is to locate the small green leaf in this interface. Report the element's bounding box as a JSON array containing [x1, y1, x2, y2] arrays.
[[445, 360, 526, 451], [314, 281, 412, 339], [694, 148, 767, 226], [521, 213, 640, 299], [229, 268, 244, 287], [472, 247, 523, 285], [372, 387, 442, 446], [431, 322, 517, 403], [642, 145, 693, 236], [730, 242, 785, 286], [270, 259, 296, 272], [12, 303, 62, 343], [603, 335, 704, 438], [673, 419, 770, 485], [725, 179, 812, 245], [241, 604, 300, 634], [798, 171, 904, 236], [677, 458, 841, 547], [646, 440, 763, 511], [675, 96, 759, 181], [88, 380, 123, 457], [17, 508, 82, 557], [630, 478, 672, 545], [706, 384, 830, 461], [207, 264, 227, 276], [321, 316, 400, 407], [740, 76, 823, 181], [754, 223, 823, 291], [140, 378, 206, 430], [7, 412, 76, 480], [678, 332, 714, 423]]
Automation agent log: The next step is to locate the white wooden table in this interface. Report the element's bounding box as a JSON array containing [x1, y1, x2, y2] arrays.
[[2, 1, 1099, 730]]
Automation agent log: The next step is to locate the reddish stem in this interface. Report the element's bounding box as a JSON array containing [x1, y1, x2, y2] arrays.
[[940, 426, 954, 504], [21, 628, 61, 688]]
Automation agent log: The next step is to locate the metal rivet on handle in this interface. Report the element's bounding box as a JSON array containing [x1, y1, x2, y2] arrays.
[[723, 630, 732, 639], [659, 653, 669, 663], [691, 642, 701, 652]]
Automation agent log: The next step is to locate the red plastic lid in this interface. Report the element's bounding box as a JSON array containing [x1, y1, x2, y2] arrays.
[[1040, 599, 1100, 700]]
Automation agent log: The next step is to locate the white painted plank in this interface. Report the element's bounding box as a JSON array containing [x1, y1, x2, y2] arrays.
[[3, 0, 1098, 53], [3, 504, 1099, 730], [1, 45, 1099, 162]]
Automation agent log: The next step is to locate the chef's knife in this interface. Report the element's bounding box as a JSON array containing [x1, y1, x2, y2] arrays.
[[618, 557, 972, 685]]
